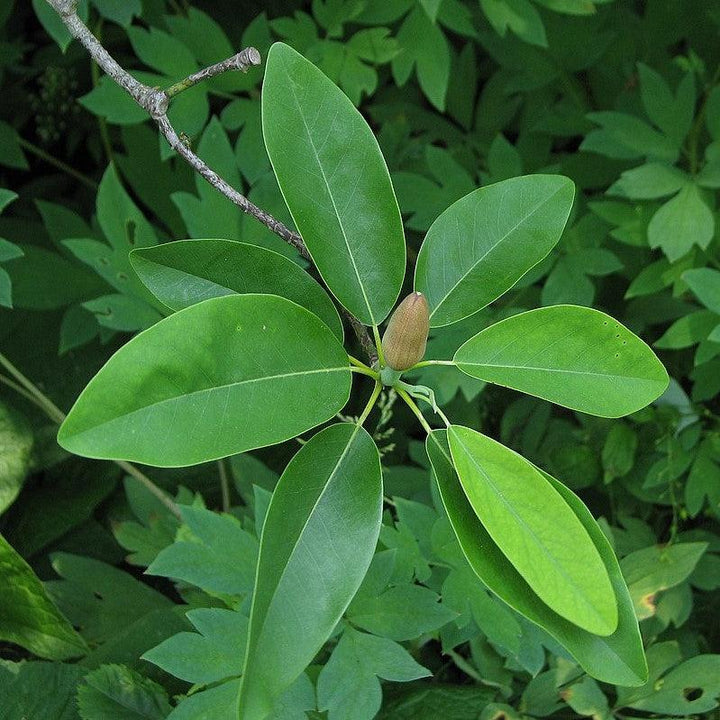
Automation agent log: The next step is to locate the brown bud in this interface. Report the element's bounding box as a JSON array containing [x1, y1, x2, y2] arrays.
[[382, 292, 430, 371]]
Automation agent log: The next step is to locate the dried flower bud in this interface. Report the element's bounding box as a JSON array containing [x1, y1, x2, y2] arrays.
[[382, 292, 430, 371]]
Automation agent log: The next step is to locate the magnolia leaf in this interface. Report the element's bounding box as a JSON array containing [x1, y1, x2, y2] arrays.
[[238, 423, 383, 719], [415, 175, 574, 327], [130, 239, 343, 340], [263, 42, 405, 326], [58, 295, 351, 466], [426, 431, 647, 686], [447, 425, 617, 635], [454, 305, 668, 417]]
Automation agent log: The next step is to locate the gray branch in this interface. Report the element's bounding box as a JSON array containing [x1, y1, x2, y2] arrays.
[[45, 0, 376, 359]]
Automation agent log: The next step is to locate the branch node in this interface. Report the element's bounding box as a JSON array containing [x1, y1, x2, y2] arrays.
[[238, 46, 262, 68], [142, 88, 170, 118], [55, 0, 77, 17]]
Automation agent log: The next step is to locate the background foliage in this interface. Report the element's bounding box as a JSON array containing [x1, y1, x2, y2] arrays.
[[1, 0, 719, 718]]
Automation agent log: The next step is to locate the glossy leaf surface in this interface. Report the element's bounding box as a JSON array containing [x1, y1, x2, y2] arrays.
[[263, 42, 405, 326], [447, 425, 617, 635], [238, 423, 383, 719], [58, 295, 351, 466], [130, 239, 343, 340], [415, 175, 574, 327], [454, 305, 668, 417], [426, 431, 647, 686]]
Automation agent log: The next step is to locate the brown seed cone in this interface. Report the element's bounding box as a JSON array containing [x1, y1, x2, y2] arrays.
[[382, 292, 430, 371]]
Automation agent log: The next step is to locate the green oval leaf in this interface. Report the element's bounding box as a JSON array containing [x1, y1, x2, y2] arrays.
[[447, 425, 618, 636], [414, 175, 575, 327], [454, 305, 668, 417], [0, 400, 33, 515], [58, 295, 351, 467], [238, 423, 383, 719], [130, 239, 344, 341], [427, 431, 647, 686], [262, 42, 405, 326]]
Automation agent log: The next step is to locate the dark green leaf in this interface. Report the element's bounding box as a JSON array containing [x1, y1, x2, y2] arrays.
[[58, 295, 351, 466], [263, 42, 405, 326], [239, 423, 383, 719], [415, 175, 574, 327]]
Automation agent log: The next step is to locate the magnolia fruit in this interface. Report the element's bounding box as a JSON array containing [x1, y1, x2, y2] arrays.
[[381, 292, 430, 371]]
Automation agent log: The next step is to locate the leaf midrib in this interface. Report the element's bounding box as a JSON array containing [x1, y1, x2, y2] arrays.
[[284, 58, 375, 325], [455, 361, 661, 383], [429, 183, 565, 320], [70, 367, 349, 435], [449, 429, 608, 627]]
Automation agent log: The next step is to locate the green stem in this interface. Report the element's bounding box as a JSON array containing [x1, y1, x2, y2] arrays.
[[357, 381, 382, 427], [372, 324, 385, 367], [350, 365, 380, 380], [217, 458, 232, 513], [0, 374, 47, 410], [397, 387, 433, 435], [18, 138, 97, 189], [410, 359, 455, 369], [0, 351, 182, 520], [687, 63, 720, 175]]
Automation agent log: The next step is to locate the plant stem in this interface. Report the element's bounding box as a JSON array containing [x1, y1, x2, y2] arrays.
[[410, 359, 455, 369], [350, 365, 380, 380], [687, 63, 720, 175], [0, 351, 182, 520], [397, 387, 433, 435], [357, 381, 382, 427], [217, 457, 232, 513], [0, 374, 47, 410], [372, 325, 385, 366], [18, 138, 98, 189], [165, 48, 261, 97]]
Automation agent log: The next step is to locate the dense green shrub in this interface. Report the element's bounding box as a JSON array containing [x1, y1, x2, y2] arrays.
[[0, 1, 719, 718]]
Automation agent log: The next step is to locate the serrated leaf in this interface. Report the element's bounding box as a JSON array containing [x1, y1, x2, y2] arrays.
[[317, 628, 431, 720], [238, 423, 383, 719], [77, 664, 171, 720], [130, 239, 343, 340], [142, 608, 247, 685], [0, 535, 87, 660], [454, 305, 668, 417], [147, 505, 257, 597], [415, 175, 574, 327], [447, 425, 617, 635], [263, 42, 405, 326], [427, 431, 647, 686], [58, 295, 351, 466]]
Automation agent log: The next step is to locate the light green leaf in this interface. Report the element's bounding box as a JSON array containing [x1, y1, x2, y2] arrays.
[[142, 608, 247, 685], [683, 268, 720, 315], [238, 423, 383, 720], [77, 664, 171, 720], [620, 543, 707, 620], [317, 628, 431, 720], [426, 431, 647, 686], [147, 506, 258, 597], [638, 64, 695, 147], [648, 183, 715, 262], [58, 295, 351, 466], [624, 653, 720, 716], [582, 112, 679, 162], [415, 175, 574, 327], [169, 680, 240, 720], [655, 310, 718, 349], [347, 584, 456, 640], [454, 305, 668, 417], [0, 400, 33, 515], [130, 239, 343, 340], [262, 42, 405, 326], [607, 162, 688, 200], [0, 534, 87, 660], [447, 425, 617, 635], [392, 7, 451, 110]]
